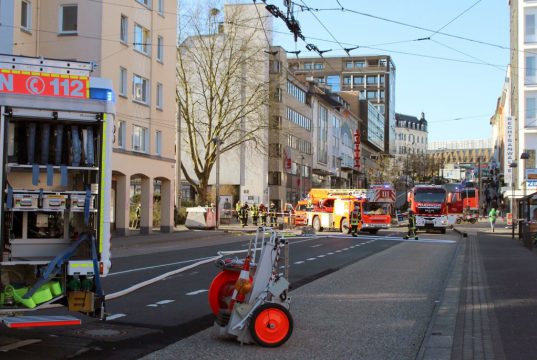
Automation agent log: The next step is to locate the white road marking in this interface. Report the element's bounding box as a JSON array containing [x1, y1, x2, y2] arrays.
[[335, 250, 342, 253], [294, 261, 305, 264], [317, 255, 325, 258], [0, 339, 42, 352], [306, 258, 317, 261], [186, 290, 208, 296], [327, 252, 334, 255], [106, 313, 127, 321], [343, 248, 349, 251], [146, 304, 158, 307], [311, 244, 322, 248], [109, 256, 215, 277], [156, 299, 176, 304]]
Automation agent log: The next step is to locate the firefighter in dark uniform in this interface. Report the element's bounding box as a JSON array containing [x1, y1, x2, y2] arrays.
[[259, 203, 268, 226], [251, 203, 259, 226], [349, 204, 361, 237], [269, 202, 278, 227], [240, 203, 249, 227], [404, 209, 418, 240]]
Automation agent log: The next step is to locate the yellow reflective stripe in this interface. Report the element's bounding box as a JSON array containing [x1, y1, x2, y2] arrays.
[[99, 114, 107, 253]]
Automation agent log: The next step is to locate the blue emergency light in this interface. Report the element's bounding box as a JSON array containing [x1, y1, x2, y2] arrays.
[[89, 78, 115, 102], [89, 87, 114, 102]]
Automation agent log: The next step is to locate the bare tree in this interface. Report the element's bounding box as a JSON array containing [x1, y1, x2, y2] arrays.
[[177, 3, 269, 203]]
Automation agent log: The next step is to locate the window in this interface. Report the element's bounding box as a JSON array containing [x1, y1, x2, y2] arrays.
[[379, 59, 387, 66], [136, 0, 151, 7], [287, 107, 312, 131], [274, 88, 282, 102], [379, 75, 385, 84], [134, 24, 150, 55], [268, 172, 282, 185], [156, 82, 163, 109], [526, 10, 537, 43], [133, 74, 149, 103], [155, 130, 162, 155], [367, 75, 378, 85], [157, 0, 164, 15], [353, 76, 364, 85], [367, 90, 377, 99], [375, 104, 385, 114], [354, 61, 365, 68], [359, 90, 365, 99], [132, 125, 149, 152], [117, 121, 126, 148], [343, 76, 351, 85], [526, 92, 537, 127], [345, 61, 353, 69], [119, 67, 127, 96], [527, 55, 537, 84], [287, 81, 307, 103], [59, 4, 77, 34], [317, 106, 328, 164], [314, 77, 325, 83], [120, 15, 128, 43], [326, 75, 340, 92], [21, 0, 31, 31], [304, 63, 313, 70], [379, 90, 385, 99], [157, 36, 163, 61], [314, 63, 324, 70]]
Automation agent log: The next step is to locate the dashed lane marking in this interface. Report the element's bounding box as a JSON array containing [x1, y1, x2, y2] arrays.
[[326, 252, 335, 255], [317, 255, 326, 258], [311, 244, 322, 248], [156, 299, 176, 304], [0, 339, 42, 352], [294, 261, 305, 264], [186, 290, 208, 296], [306, 258, 317, 261], [106, 313, 127, 321], [146, 304, 158, 307]]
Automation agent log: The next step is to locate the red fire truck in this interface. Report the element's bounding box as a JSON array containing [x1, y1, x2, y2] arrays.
[[408, 185, 448, 233]]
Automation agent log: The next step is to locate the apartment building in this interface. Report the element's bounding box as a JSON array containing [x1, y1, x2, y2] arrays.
[[510, 0, 537, 195], [288, 55, 396, 156], [0, 0, 178, 235], [268, 47, 313, 207]]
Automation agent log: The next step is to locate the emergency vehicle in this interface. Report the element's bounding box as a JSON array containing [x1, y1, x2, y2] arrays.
[[445, 184, 479, 224], [408, 185, 448, 233], [0, 54, 114, 328], [302, 187, 394, 233]]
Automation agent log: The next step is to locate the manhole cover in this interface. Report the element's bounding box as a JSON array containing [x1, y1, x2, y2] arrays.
[[76, 328, 127, 338]]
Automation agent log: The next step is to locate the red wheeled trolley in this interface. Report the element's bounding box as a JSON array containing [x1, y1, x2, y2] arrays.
[[208, 228, 293, 347]]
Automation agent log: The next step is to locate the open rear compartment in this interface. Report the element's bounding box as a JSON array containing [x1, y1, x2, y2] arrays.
[[0, 109, 105, 316]]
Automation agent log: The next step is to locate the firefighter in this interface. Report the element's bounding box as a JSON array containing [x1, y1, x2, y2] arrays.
[[404, 209, 418, 240], [235, 200, 241, 223], [349, 203, 361, 237], [240, 202, 249, 227], [251, 203, 259, 226], [269, 202, 278, 227], [259, 203, 268, 226]]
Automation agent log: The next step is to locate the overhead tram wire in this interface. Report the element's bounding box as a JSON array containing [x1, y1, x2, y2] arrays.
[[223, 16, 513, 71], [430, 39, 506, 73], [428, 0, 483, 38], [290, 1, 537, 58]]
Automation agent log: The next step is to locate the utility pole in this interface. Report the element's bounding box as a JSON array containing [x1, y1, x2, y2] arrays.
[[300, 155, 304, 199], [213, 137, 222, 229]]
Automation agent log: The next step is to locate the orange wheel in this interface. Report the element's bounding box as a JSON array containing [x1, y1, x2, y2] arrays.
[[208, 271, 239, 316], [249, 303, 293, 347]]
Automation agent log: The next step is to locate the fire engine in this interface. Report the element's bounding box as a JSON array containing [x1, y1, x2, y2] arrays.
[[408, 185, 448, 233], [0, 54, 114, 328]]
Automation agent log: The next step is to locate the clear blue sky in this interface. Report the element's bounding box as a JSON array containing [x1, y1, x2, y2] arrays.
[[269, 0, 509, 142]]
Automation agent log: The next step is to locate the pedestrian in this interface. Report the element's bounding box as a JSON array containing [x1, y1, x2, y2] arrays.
[[349, 203, 361, 237], [251, 203, 259, 226], [259, 203, 268, 226], [235, 200, 241, 223], [133, 203, 141, 229], [404, 209, 418, 240], [269, 202, 278, 227], [489, 207, 497, 232], [240, 203, 249, 227]]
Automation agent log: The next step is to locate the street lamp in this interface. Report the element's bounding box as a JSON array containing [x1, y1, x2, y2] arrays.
[[510, 161, 518, 239], [212, 137, 223, 229], [300, 155, 305, 199], [521, 152, 530, 220]]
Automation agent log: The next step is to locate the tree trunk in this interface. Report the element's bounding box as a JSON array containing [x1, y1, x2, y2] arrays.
[[197, 176, 209, 206]]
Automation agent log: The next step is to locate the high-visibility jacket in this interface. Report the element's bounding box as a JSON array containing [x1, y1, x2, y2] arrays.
[[251, 204, 259, 217], [350, 209, 361, 226]]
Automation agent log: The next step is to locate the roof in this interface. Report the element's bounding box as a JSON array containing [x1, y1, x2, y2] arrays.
[[395, 112, 427, 125]]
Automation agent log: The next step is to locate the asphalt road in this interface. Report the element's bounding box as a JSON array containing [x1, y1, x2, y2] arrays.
[[0, 228, 459, 359]]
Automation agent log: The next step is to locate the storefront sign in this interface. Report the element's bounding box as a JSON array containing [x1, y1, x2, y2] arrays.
[[504, 115, 515, 185]]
